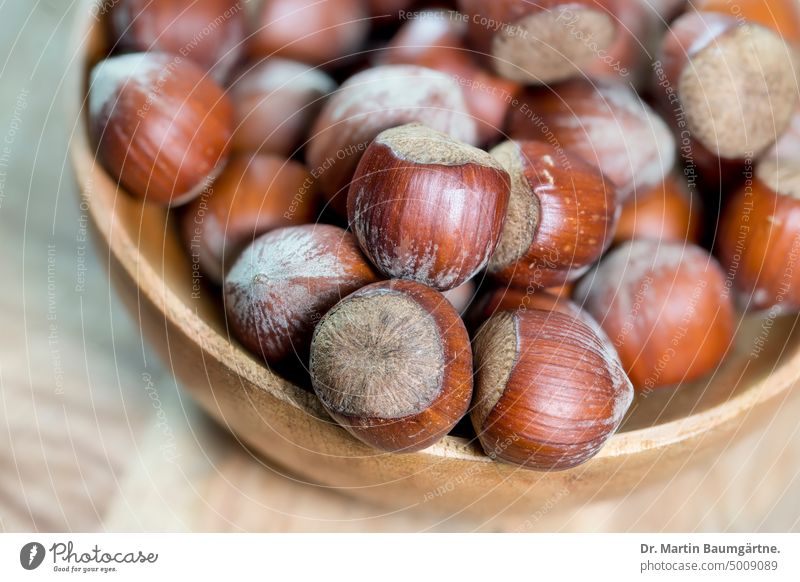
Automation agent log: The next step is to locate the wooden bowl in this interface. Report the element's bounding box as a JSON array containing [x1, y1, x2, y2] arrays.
[[68, 2, 800, 519]]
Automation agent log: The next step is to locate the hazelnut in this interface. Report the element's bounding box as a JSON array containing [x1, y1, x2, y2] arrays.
[[574, 240, 736, 391], [717, 160, 800, 314], [457, 0, 618, 84], [508, 80, 675, 202], [89, 53, 233, 207], [381, 9, 520, 144], [348, 124, 510, 290], [486, 140, 619, 289], [224, 224, 379, 363], [181, 155, 318, 284], [307, 65, 478, 214], [658, 10, 797, 159], [310, 279, 473, 452], [248, 0, 369, 67], [109, 0, 246, 81], [613, 171, 703, 246], [472, 309, 633, 470], [228, 59, 336, 156]]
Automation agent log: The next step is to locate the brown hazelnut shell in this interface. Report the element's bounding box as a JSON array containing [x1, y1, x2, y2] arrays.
[[248, 0, 369, 66], [472, 309, 633, 470], [657, 10, 797, 159], [457, 0, 619, 84], [109, 0, 246, 81], [181, 155, 318, 284], [381, 10, 520, 144], [348, 124, 510, 290], [487, 140, 619, 288], [228, 59, 336, 156], [613, 171, 702, 246], [307, 65, 478, 215], [717, 170, 800, 314], [89, 53, 233, 207], [223, 224, 379, 364], [508, 80, 674, 202], [574, 240, 736, 390], [310, 279, 473, 452]]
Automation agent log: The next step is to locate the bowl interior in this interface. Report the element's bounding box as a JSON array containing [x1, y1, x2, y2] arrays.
[[76, 6, 800, 469]]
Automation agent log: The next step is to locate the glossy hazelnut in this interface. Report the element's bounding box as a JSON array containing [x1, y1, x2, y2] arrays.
[[307, 65, 477, 214], [658, 10, 797, 159], [89, 53, 233, 207], [613, 171, 702, 245], [249, 0, 369, 67], [224, 224, 379, 363], [348, 124, 510, 290], [381, 9, 520, 144], [574, 240, 736, 391], [310, 279, 473, 452], [228, 59, 336, 156], [109, 0, 246, 81], [717, 160, 800, 314], [182, 155, 318, 284], [457, 0, 618, 84], [472, 309, 633, 470], [508, 80, 674, 202], [486, 140, 619, 289], [691, 0, 800, 43]]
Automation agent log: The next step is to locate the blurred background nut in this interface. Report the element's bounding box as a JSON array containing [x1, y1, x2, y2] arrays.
[[89, 52, 233, 207], [109, 0, 247, 82], [228, 59, 336, 156], [181, 154, 319, 284]]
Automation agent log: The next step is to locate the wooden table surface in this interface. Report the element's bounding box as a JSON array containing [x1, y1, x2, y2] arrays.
[[1, 1, 800, 533]]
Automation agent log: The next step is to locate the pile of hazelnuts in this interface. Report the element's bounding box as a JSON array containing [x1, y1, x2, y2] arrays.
[[87, 0, 800, 471]]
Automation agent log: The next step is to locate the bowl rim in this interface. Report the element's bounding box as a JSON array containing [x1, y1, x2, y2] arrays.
[[67, 0, 800, 470]]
